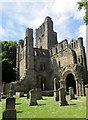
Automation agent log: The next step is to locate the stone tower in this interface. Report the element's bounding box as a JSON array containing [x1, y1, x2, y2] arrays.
[[36, 16, 57, 49]]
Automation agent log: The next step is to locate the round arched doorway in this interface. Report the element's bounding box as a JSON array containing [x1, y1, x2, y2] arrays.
[[66, 73, 76, 94]]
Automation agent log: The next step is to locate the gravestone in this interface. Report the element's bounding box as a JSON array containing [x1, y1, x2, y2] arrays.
[[85, 84, 88, 119], [69, 87, 75, 100], [6, 97, 15, 109], [29, 89, 38, 106], [36, 88, 42, 100], [8, 90, 13, 98], [2, 109, 16, 120], [59, 87, 68, 106]]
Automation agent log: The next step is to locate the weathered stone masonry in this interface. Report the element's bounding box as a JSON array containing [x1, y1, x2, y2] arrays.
[[13, 16, 88, 96]]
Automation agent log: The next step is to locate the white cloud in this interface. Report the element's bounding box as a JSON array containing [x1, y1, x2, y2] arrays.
[[74, 9, 85, 20], [77, 25, 86, 47], [0, 0, 86, 44]]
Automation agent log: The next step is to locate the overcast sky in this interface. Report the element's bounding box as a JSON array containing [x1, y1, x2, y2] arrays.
[[0, 0, 86, 47]]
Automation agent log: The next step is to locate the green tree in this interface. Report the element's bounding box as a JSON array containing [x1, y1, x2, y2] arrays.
[[78, 0, 88, 25], [0, 41, 17, 83]]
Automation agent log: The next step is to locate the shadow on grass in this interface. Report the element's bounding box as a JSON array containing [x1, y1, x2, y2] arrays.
[[38, 104, 46, 106], [69, 104, 76, 106], [16, 110, 23, 113], [15, 103, 22, 105]]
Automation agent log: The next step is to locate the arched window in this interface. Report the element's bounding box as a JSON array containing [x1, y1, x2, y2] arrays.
[[61, 44, 63, 49], [58, 61, 61, 67], [40, 64, 46, 71], [56, 47, 58, 53], [34, 50, 38, 56], [42, 51, 46, 56]]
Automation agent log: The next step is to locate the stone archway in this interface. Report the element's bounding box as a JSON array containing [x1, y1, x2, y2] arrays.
[[66, 73, 76, 94]]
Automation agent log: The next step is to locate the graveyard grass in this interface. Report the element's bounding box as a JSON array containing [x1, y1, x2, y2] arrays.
[[0, 95, 86, 119]]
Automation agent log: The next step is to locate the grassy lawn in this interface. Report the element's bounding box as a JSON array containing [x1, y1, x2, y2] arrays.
[[0, 95, 86, 119]]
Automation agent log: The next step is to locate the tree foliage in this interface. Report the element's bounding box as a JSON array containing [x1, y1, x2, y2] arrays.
[[78, 0, 88, 25], [0, 41, 17, 83]]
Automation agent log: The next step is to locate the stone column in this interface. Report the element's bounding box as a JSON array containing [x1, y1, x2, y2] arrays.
[[76, 79, 79, 96], [78, 80, 85, 96], [54, 78, 59, 101], [69, 87, 75, 100], [85, 84, 88, 119], [59, 87, 68, 106], [81, 80, 85, 96], [29, 89, 37, 106]]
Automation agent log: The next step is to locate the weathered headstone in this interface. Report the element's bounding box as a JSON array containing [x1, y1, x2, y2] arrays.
[[6, 97, 15, 109], [2, 109, 16, 120], [69, 87, 75, 100], [36, 88, 42, 100], [29, 89, 37, 106], [8, 90, 13, 98], [59, 87, 68, 106], [85, 84, 88, 119]]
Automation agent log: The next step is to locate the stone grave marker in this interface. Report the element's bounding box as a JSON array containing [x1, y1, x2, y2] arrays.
[[29, 89, 38, 106], [85, 84, 88, 119], [59, 87, 68, 106], [6, 97, 15, 109], [2, 109, 16, 120], [36, 88, 42, 100], [69, 87, 75, 100], [8, 90, 13, 98]]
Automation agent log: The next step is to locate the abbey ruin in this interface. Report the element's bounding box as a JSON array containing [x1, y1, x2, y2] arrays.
[[13, 16, 88, 96]]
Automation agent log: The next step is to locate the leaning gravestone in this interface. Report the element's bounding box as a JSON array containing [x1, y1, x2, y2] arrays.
[[6, 97, 15, 109], [59, 87, 68, 106], [29, 89, 38, 106], [85, 84, 88, 119], [69, 87, 75, 100], [36, 88, 42, 100], [3, 109, 16, 120]]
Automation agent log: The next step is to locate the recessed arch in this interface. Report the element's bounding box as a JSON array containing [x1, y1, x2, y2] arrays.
[[66, 73, 76, 94]]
